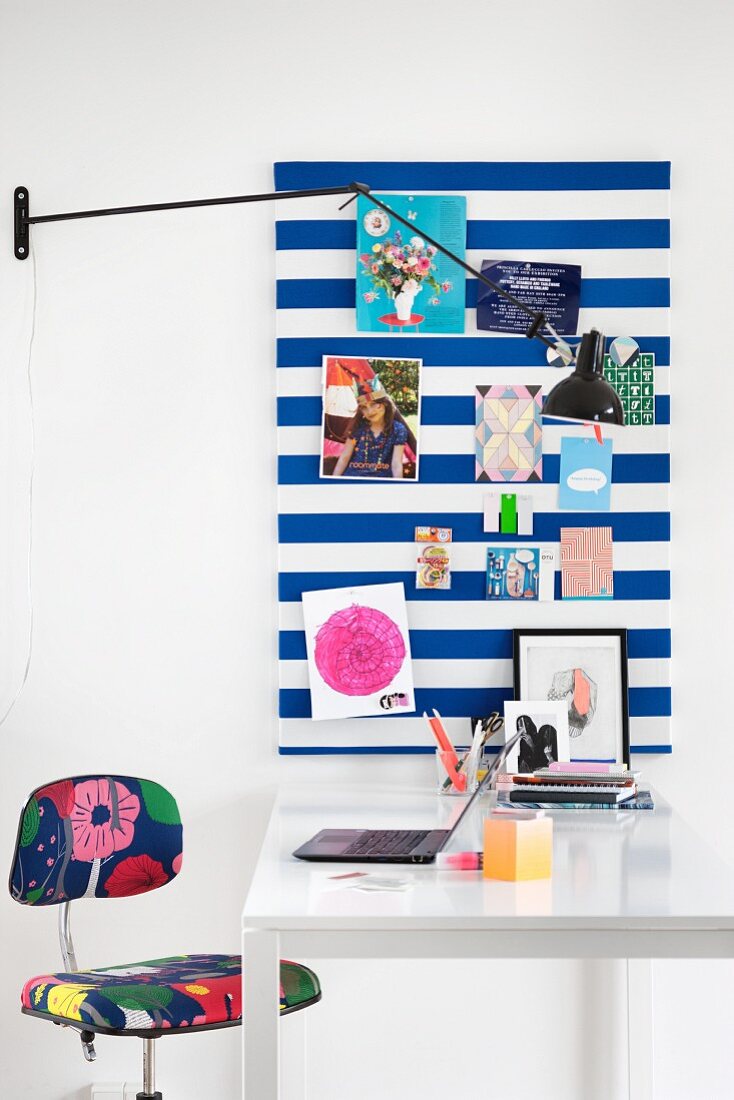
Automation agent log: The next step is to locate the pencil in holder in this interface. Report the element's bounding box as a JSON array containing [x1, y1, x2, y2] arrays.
[[436, 747, 474, 795]]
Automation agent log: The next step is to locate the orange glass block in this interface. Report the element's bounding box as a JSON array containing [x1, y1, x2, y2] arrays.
[[483, 815, 553, 881]]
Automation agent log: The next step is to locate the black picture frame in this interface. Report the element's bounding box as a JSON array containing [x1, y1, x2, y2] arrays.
[[512, 628, 630, 767]]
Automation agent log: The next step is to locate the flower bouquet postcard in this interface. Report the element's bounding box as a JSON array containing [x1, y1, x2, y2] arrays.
[[355, 193, 466, 334], [302, 582, 416, 721]]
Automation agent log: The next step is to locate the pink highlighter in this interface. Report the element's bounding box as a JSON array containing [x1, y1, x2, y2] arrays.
[[426, 710, 466, 792], [436, 851, 483, 871]]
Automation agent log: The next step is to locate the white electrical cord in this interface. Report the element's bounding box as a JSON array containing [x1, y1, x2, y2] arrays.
[[0, 237, 36, 728]]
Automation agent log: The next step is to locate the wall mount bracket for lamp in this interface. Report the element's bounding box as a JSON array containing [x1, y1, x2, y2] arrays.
[[13, 180, 558, 352]]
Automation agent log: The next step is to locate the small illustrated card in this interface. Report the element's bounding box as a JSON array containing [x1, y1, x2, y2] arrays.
[[415, 526, 452, 590], [503, 700, 570, 773], [302, 582, 415, 721], [475, 385, 543, 483], [486, 546, 556, 601], [560, 527, 614, 600], [558, 436, 613, 511]]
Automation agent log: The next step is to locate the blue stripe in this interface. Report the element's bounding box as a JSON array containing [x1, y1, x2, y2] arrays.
[[278, 394, 672, 428], [277, 276, 670, 310], [279, 743, 673, 754], [279, 685, 671, 720], [278, 453, 670, 486], [627, 628, 672, 658], [274, 161, 672, 192], [277, 396, 324, 426], [277, 219, 670, 252], [276, 336, 671, 368], [279, 627, 671, 661], [631, 687, 671, 717], [278, 512, 671, 544], [278, 570, 670, 602], [579, 278, 669, 308]]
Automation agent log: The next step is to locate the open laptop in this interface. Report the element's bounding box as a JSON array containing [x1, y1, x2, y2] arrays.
[[293, 731, 521, 865]]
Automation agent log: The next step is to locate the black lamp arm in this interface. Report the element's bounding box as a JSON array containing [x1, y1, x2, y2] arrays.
[[13, 178, 557, 352], [13, 182, 362, 259]]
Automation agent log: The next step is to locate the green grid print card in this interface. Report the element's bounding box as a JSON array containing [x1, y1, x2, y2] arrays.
[[604, 353, 655, 426]]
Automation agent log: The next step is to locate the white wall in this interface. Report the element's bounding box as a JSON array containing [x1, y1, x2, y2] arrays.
[[1, 1, 734, 1096]]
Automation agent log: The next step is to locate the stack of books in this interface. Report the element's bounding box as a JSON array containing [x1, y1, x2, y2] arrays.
[[496, 762, 654, 810]]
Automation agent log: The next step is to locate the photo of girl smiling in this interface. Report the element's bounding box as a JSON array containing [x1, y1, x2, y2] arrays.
[[321, 357, 421, 481]]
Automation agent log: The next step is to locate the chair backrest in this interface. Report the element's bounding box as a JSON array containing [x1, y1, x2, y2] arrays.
[[8, 775, 183, 906]]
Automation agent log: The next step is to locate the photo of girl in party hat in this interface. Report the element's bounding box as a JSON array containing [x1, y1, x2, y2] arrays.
[[321, 356, 422, 481]]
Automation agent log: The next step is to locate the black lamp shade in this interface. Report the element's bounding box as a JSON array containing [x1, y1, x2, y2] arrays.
[[544, 330, 624, 425]]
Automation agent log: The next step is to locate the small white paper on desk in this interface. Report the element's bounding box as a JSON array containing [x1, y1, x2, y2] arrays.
[[350, 875, 414, 892]]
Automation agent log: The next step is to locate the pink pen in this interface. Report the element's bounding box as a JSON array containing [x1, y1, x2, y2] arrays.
[[436, 851, 483, 871]]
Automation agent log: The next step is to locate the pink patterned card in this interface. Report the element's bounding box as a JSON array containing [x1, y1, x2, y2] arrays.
[[561, 527, 614, 600]]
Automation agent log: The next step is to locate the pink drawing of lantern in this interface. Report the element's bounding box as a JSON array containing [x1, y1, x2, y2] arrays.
[[314, 604, 406, 697]]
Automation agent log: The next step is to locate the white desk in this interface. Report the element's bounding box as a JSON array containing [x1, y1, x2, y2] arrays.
[[241, 784, 734, 1100]]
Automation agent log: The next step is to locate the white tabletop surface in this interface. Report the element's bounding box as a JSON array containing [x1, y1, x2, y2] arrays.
[[242, 784, 734, 931]]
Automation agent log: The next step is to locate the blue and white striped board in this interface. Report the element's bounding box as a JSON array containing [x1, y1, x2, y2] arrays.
[[275, 161, 671, 756]]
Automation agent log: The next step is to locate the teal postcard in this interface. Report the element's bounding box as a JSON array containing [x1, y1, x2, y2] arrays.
[[356, 193, 466, 334]]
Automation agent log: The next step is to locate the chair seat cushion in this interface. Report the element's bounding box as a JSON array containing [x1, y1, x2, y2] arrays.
[[21, 953, 321, 1034]]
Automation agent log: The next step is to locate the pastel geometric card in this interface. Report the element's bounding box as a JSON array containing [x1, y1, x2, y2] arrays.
[[560, 527, 614, 600], [475, 385, 542, 483]]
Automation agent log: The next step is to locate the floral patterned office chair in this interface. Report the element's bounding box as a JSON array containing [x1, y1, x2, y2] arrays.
[[9, 775, 321, 1099]]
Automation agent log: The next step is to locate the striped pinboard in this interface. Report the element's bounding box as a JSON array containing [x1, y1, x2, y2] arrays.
[[275, 161, 671, 755]]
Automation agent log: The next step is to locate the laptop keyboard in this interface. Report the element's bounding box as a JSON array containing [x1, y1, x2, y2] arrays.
[[342, 829, 431, 857]]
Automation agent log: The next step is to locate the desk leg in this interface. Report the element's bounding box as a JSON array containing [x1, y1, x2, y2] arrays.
[[242, 928, 280, 1100], [281, 1002, 307, 1100], [627, 958, 654, 1100]]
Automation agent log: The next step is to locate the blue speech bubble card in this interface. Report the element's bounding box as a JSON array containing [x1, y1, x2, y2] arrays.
[[558, 437, 613, 511]]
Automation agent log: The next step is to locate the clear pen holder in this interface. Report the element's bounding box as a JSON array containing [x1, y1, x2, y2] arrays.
[[436, 747, 478, 795]]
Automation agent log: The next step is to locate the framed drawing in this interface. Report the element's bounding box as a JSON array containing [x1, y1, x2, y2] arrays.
[[512, 629, 630, 766]]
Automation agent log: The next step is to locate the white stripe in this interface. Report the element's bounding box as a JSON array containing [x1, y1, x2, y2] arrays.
[[276, 247, 672, 281], [274, 189, 670, 221], [278, 714, 672, 750], [277, 423, 670, 457], [278, 481, 670, 513], [275, 307, 670, 339], [280, 657, 670, 691], [278, 541, 669, 573], [277, 368, 670, 399], [278, 599, 671, 631]]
